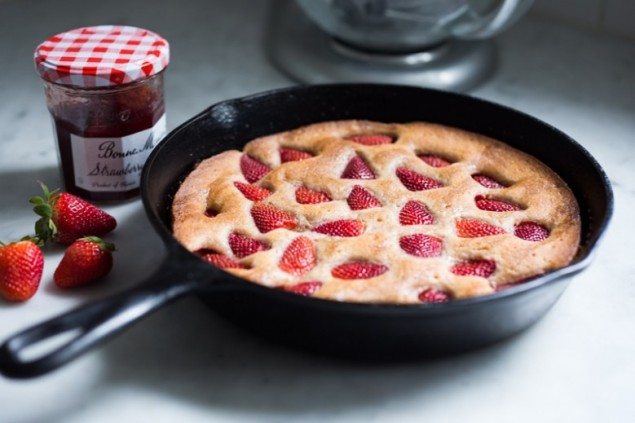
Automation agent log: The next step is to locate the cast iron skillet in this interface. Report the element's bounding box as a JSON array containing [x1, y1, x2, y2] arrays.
[[0, 84, 613, 379]]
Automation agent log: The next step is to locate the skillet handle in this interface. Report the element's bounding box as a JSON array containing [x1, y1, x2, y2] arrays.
[[0, 259, 199, 379]]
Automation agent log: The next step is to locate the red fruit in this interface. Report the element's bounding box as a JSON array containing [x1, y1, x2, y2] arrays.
[[0, 240, 43, 302], [251, 203, 298, 233], [418, 154, 451, 168], [455, 218, 505, 238], [396, 167, 443, 191], [228, 232, 270, 258], [283, 281, 323, 296], [451, 259, 496, 278], [399, 200, 434, 225], [515, 221, 549, 241], [31, 183, 117, 245], [475, 195, 521, 212], [342, 155, 375, 179], [346, 134, 393, 145], [279, 236, 316, 276], [347, 185, 381, 210], [240, 154, 270, 183], [197, 249, 245, 269], [234, 181, 271, 201], [296, 186, 331, 204], [54, 237, 114, 289], [418, 288, 450, 304], [472, 174, 505, 189], [280, 148, 313, 163], [313, 219, 364, 237], [399, 234, 443, 258], [331, 262, 388, 279]]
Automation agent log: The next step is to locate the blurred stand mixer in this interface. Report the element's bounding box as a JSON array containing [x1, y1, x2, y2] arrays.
[[268, 0, 534, 91]]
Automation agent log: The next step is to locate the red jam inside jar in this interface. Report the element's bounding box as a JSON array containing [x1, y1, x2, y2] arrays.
[[44, 75, 165, 201], [34, 25, 169, 202]]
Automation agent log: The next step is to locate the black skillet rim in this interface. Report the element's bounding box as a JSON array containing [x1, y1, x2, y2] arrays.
[[141, 83, 614, 312]]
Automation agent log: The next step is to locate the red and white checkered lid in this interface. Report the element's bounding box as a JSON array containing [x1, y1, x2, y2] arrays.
[[34, 25, 169, 88]]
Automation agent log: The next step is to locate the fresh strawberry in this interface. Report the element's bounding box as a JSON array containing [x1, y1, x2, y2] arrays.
[[515, 221, 549, 241], [418, 288, 450, 303], [451, 259, 496, 277], [240, 154, 270, 183], [455, 218, 505, 238], [54, 237, 114, 288], [296, 186, 331, 204], [399, 234, 443, 258], [251, 203, 298, 233], [234, 181, 271, 201], [341, 155, 375, 179], [475, 195, 521, 212], [282, 281, 323, 296], [472, 174, 505, 189], [279, 236, 316, 276], [418, 154, 451, 168], [313, 219, 364, 237], [228, 232, 270, 258], [197, 249, 246, 269], [346, 135, 393, 145], [347, 185, 381, 210], [396, 167, 443, 191], [280, 148, 313, 163], [31, 183, 116, 245], [0, 240, 43, 302], [331, 262, 388, 279], [399, 200, 434, 225]]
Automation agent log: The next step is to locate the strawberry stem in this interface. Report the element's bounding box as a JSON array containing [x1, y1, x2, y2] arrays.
[[31, 181, 60, 245], [80, 236, 116, 252]]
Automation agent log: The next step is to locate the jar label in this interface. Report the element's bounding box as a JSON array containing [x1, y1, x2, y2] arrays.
[[69, 114, 166, 192]]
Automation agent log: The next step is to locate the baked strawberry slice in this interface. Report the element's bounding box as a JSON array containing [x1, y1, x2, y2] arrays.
[[455, 218, 505, 238], [475, 195, 521, 212], [0, 240, 44, 302], [472, 174, 505, 189], [451, 259, 496, 277], [240, 154, 270, 183], [282, 281, 323, 296], [251, 203, 298, 233], [346, 134, 393, 145], [347, 185, 381, 210], [418, 154, 451, 168], [342, 155, 375, 179], [418, 288, 450, 303], [31, 182, 117, 245], [399, 234, 443, 258], [331, 262, 388, 279], [313, 219, 364, 237], [279, 236, 316, 276], [228, 232, 270, 258], [280, 148, 313, 163], [197, 249, 245, 269], [54, 237, 115, 289], [399, 200, 434, 225], [296, 186, 331, 204], [515, 221, 549, 241], [396, 167, 443, 191], [234, 181, 271, 201]]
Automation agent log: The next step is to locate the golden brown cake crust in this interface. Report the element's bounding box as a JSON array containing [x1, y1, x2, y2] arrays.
[[172, 120, 581, 303]]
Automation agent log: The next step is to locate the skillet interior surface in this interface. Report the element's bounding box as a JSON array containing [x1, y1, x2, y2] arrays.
[[142, 84, 612, 359]]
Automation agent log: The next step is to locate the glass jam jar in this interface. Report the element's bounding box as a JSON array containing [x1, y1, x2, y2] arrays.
[[34, 25, 170, 201]]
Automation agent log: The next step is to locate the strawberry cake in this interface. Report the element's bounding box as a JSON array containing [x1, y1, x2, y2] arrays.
[[171, 120, 580, 304]]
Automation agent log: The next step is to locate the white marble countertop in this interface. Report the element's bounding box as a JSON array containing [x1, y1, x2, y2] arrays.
[[0, 1, 633, 422]]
